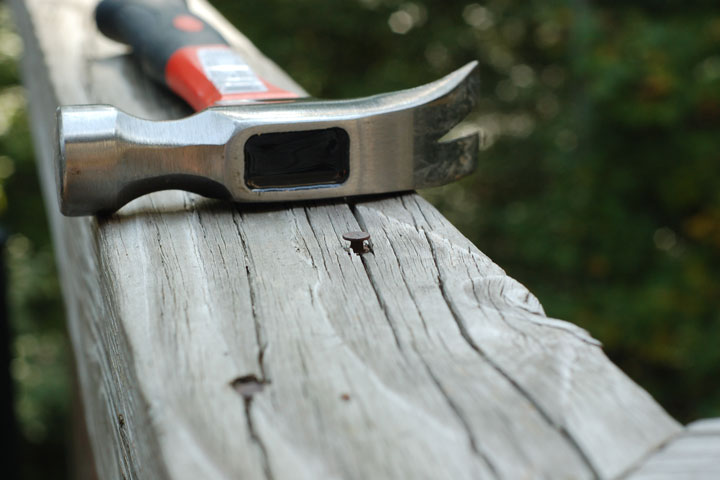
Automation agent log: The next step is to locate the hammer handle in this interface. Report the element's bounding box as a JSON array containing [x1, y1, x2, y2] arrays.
[[95, 0, 298, 110]]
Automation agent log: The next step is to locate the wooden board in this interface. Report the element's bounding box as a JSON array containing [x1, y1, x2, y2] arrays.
[[11, 0, 684, 478], [625, 419, 720, 480]]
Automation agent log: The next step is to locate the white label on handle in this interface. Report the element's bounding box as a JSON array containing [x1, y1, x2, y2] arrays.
[[197, 48, 268, 95]]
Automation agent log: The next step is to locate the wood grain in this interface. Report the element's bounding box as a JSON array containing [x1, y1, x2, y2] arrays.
[[624, 419, 720, 480], [11, 0, 684, 478]]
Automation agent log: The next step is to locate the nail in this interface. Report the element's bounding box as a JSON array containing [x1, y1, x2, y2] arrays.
[[343, 231, 370, 255]]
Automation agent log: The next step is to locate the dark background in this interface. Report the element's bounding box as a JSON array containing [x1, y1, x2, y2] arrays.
[[0, 0, 719, 477]]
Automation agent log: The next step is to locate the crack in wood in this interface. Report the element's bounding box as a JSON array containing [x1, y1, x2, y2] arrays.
[[422, 228, 602, 479], [301, 206, 330, 274], [615, 428, 686, 479], [350, 201, 501, 477], [232, 213, 274, 478], [347, 203, 405, 354], [354, 202, 433, 340], [244, 397, 275, 480], [415, 347, 501, 479]]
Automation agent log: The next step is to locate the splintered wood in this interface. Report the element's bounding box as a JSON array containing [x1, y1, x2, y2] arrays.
[[11, 0, 691, 478]]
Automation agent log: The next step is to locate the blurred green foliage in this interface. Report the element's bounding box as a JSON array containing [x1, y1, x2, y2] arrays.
[[0, 4, 69, 477], [1, 0, 719, 476]]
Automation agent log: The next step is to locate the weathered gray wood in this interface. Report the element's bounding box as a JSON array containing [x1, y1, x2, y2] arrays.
[[624, 419, 720, 480], [12, 0, 685, 478], [71, 379, 99, 480], [687, 418, 720, 434]]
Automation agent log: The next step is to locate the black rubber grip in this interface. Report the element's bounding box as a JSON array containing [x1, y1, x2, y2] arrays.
[[95, 0, 228, 84]]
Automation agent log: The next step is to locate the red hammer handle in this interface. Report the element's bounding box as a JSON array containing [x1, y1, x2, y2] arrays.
[[95, 0, 298, 110]]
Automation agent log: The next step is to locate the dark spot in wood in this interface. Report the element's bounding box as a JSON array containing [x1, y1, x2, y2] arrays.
[[231, 374, 267, 399], [340, 393, 351, 402], [117, 413, 125, 427]]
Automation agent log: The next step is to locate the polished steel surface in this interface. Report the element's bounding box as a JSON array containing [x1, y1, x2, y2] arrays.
[[56, 62, 480, 216]]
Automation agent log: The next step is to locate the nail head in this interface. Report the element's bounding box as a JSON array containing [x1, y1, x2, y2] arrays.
[[343, 231, 371, 254], [342, 231, 370, 242]]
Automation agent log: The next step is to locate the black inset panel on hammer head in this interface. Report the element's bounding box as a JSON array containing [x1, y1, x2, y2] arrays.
[[244, 128, 350, 189]]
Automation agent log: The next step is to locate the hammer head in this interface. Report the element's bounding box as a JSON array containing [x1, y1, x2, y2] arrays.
[[56, 62, 481, 216]]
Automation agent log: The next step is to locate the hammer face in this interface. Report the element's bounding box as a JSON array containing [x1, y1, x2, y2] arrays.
[[56, 62, 480, 216]]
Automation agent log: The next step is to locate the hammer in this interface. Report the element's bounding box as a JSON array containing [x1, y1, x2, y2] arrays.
[[56, 0, 481, 216]]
